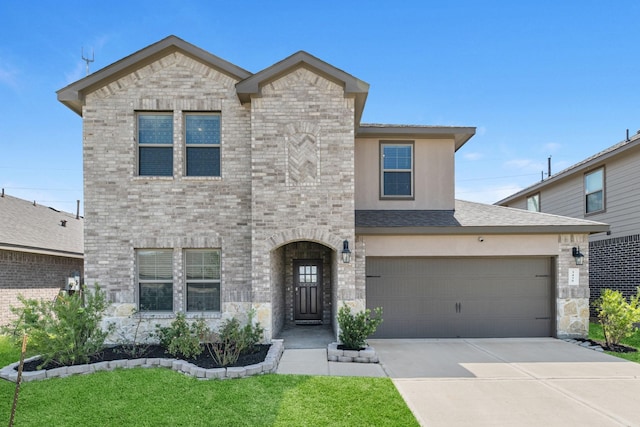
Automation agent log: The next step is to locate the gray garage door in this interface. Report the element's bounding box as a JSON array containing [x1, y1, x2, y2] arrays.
[[366, 257, 553, 338]]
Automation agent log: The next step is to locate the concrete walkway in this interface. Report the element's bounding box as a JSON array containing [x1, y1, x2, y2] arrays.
[[276, 348, 386, 377], [370, 338, 640, 427]]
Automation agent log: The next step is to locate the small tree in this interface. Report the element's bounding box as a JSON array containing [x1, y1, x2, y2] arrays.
[[593, 288, 640, 348], [3, 284, 113, 368], [337, 305, 383, 350]]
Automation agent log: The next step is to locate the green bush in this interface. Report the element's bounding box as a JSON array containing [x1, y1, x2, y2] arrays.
[[2, 284, 112, 368], [337, 305, 383, 350], [206, 310, 264, 366], [155, 313, 209, 359], [593, 288, 640, 348]]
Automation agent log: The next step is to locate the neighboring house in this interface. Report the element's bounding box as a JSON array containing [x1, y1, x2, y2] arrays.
[[0, 193, 83, 325], [497, 132, 640, 316], [57, 35, 607, 341]]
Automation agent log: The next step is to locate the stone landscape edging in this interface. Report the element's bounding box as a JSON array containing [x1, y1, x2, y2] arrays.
[[0, 339, 284, 383], [327, 342, 379, 363]]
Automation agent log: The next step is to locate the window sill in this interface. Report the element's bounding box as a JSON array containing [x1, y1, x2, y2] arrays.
[[134, 311, 222, 319], [133, 176, 174, 182]]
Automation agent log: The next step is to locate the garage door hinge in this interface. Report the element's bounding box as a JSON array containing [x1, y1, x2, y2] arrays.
[[366, 275, 381, 278]]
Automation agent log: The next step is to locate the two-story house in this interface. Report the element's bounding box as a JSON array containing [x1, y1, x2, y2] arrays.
[[497, 132, 640, 315], [57, 36, 607, 341]]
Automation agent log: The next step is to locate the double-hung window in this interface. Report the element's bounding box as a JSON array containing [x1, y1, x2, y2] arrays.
[[585, 167, 605, 214], [138, 113, 173, 176], [185, 250, 221, 312], [137, 250, 173, 311], [527, 193, 540, 212], [185, 114, 221, 176], [381, 142, 414, 198]]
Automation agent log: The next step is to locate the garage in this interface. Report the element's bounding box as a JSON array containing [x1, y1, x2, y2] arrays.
[[366, 257, 553, 338]]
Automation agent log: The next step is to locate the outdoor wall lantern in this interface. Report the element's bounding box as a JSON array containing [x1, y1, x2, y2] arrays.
[[341, 240, 352, 263], [572, 247, 585, 266]]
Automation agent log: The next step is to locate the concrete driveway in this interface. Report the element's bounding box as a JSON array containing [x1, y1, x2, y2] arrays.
[[369, 338, 640, 427]]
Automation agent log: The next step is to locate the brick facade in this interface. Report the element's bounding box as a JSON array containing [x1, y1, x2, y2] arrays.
[[589, 234, 640, 317], [83, 52, 254, 335], [81, 52, 356, 341], [0, 249, 83, 325]]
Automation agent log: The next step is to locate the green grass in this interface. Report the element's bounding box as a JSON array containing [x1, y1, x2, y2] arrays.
[[0, 337, 418, 426], [589, 322, 640, 363]]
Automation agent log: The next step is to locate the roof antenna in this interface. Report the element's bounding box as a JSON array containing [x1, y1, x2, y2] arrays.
[[81, 47, 94, 76], [541, 156, 552, 182]]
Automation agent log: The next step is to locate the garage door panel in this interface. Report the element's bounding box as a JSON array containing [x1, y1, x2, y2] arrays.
[[366, 257, 552, 338]]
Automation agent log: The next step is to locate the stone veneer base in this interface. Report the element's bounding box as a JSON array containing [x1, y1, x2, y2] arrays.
[[0, 340, 284, 383], [327, 342, 378, 363]]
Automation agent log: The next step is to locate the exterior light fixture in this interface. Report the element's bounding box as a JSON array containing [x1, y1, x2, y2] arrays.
[[572, 247, 585, 266], [341, 240, 352, 263]]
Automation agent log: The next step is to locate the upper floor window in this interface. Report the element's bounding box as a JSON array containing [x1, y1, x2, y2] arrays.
[[185, 249, 221, 312], [381, 142, 414, 198], [527, 193, 540, 212], [185, 114, 221, 176], [585, 167, 605, 214], [137, 249, 173, 311], [138, 113, 173, 176]]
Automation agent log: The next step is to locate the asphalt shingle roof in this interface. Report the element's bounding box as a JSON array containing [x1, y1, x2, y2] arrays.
[[0, 194, 83, 257], [356, 199, 609, 234]]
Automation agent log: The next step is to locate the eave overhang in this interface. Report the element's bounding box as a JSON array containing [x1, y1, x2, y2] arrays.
[[235, 51, 369, 126], [356, 124, 476, 151], [57, 35, 252, 116]]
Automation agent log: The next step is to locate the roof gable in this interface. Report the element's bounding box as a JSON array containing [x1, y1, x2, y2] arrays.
[[497, 132, 640, 205], [236, 50, 369, 125], [57, 35, 252, 116]]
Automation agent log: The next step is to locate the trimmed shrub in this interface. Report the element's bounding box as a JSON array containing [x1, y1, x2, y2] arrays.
[[593, 288, 640, 348], [155, 313, 209, 359], [337, 305, 383, 350]]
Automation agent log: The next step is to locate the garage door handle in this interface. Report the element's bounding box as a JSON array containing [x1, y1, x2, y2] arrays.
[[535, 317, 550, 320]]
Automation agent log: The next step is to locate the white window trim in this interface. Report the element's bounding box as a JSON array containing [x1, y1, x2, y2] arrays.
[[380, 141, 414, 199], [585, 167, 605, 215]]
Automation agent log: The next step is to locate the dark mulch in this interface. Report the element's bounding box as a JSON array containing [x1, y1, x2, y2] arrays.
[[575, 338, 637, 353], [19, 344, 270, 372]]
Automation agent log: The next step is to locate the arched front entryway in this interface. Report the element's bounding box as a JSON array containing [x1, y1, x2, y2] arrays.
[[270, 241, 336, 339]]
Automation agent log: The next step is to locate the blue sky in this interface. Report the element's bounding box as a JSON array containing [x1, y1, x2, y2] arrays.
[[2, 1, 639, 215]]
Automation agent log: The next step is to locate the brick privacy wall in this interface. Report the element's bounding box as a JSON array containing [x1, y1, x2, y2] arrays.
[[82, 52, 252, 332], [589, 234, 640, 317], [0, 249, 83, 325], [249, 67, 358, 338]]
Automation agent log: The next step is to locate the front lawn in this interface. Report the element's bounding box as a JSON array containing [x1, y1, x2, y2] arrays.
[[0, 336, 418, 426], [589, 322, 640, 363]]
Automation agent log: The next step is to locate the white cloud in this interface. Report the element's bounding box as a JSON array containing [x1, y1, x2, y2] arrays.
[[0, 63, 19, 89], [456, 183, 524, 205], [543, 142, 561, 153], [463, 152, 484, 161], [503, 158, 545, 173], [64, 62, 85, 84]]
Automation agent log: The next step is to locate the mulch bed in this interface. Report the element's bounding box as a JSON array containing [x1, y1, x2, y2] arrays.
[[19, 344, 270, 372], [574, 338, 637, 353]]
